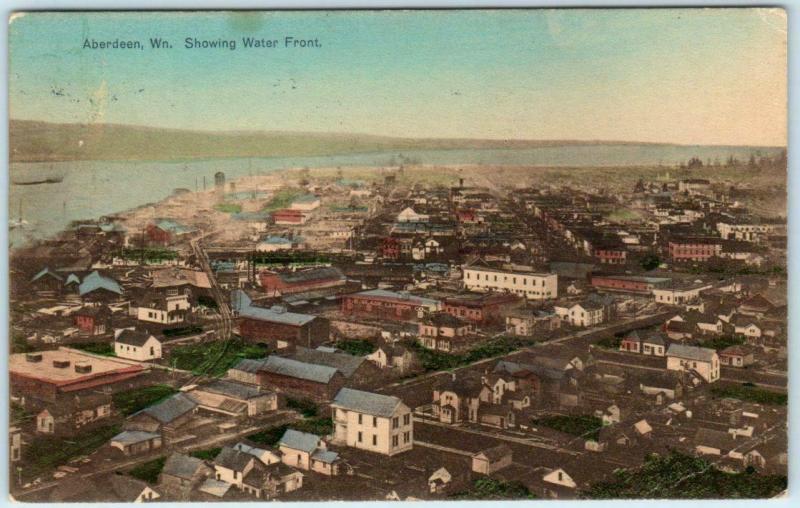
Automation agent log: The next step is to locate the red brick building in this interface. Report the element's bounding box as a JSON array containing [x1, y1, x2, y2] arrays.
[[258, 267, 345, 296], [254, 356, 345, 402], [668, 239, 722, 262], [341, 289, 440, 322], [381, 237, 402, 260], [593, 247, 628, 265], [234, 290, 330, 350], [443, 293, 519, 325], [590, 274, 670, 295], [73, 306, 111, 335]]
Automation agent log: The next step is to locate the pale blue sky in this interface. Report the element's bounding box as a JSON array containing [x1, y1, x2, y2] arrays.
[[8, 9, 787, 145]]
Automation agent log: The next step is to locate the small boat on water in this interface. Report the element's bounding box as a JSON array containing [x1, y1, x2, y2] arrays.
[[12, 175, 64, 186]]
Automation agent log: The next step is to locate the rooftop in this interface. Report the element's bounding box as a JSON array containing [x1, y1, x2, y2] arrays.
[[10, 347, 144, 386], [279, 429, 322, 453], [332, 388, 403, 418], [79, 271, 123, 296], [667, 343, 717, 362], [260, 355, 339, 384]]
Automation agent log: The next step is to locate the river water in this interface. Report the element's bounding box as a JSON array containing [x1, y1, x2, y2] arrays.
[[8, 144, 782, 247]]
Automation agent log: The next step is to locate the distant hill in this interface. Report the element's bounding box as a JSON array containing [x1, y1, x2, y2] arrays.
[[9, 119, 671, 163]]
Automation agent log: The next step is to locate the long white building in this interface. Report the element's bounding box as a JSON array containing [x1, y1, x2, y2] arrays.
[[462, 265, 557, 300]]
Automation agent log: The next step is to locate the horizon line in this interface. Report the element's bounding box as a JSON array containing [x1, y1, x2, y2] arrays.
[[9, 117, 787, 150]]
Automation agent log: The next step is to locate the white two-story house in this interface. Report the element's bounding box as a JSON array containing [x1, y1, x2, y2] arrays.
[[331, 388, 413, 456]]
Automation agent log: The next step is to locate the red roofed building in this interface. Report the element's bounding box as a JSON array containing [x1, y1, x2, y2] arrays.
[[10, 348, 146, 403], [272, 209, 308, 225]]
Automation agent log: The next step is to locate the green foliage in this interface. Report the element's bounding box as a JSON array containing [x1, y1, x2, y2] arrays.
[[213, 203, 243, 214], [286, 398, 319, 418], [532, 415, 604, 441], [11, 402, 31, 425], [189, 448, 222, 461], [247, 417, 334, 446], [595, 334, 622, 349], [697, 335, 745, 351], [128, 456, 167, 484], [711, 385, 787, 406], [581, 451, 787, 499], [641, 254, 661, 271], [261, 188, 304, 211], [411, 336, 531, 372], [162, 325, 204, 337], [21, 424, 121, 481], [451, 478, 536, 500], [335, 339, 376, 356], [170, 339, 267, 377], [118, 247, 177, 262], [71, 342, 116, 356], [112, 384, 178, 416], [11, 332, 33, 353]]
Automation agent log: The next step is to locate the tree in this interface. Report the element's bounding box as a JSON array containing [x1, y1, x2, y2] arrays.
[[641, 254, 661, 271]]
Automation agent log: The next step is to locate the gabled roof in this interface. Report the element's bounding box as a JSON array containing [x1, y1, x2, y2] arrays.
[[31, 267, 63, 283], [65, 273, 81, 285], [214, 446, 255, 471], [474, 444, 512, 461], [111, 430, 160, 445], [643, 332, 667, 346], [198, 379, 265, 400], [311, 449, 340, 464], [79, 271, 123, 296], [278, 429, 321, 453], [290, 346, 365, 378], [137, 393, 197, 424], [162, 453, 205, 480], [695, 427, 737, 451], [332, 388, 403, 418], [740, 294, 774, 310], [116, 329, 157, 347], [230, 358, 267, 374], [260, 356, 339, 384], [231, 289, 316, 326], [667, 344, 716, 362]]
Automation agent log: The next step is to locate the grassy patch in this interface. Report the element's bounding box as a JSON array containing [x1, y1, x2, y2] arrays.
[[711, 384, 787, 406], [112, 384, 178, 416], [21, 424, 121, 481], [118, 248, 178, 263], [189, 448, 222, 461], [532, 415, 604, 441], [248, 417, 333, 447], [71, 342, 116, 356], [261, 188, 304, 212], [128, 456, 167, 484], [286, 398, 319, 418], [697, 335, 746, 351], [595, 334, 622, 350], [582, 451, 787, 499], [335, 339, 376, 356], [12, 332, 33, 353], [605, 208, 643, 222], [411, 336, 531, 372], [11, 402, 31, 426], [451, 478, 536, 500], [170, 339, 268, 377], [214, 203, 243, 214]]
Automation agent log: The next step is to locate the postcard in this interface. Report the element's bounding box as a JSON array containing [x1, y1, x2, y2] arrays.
[[7, 8, 788, 501]]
